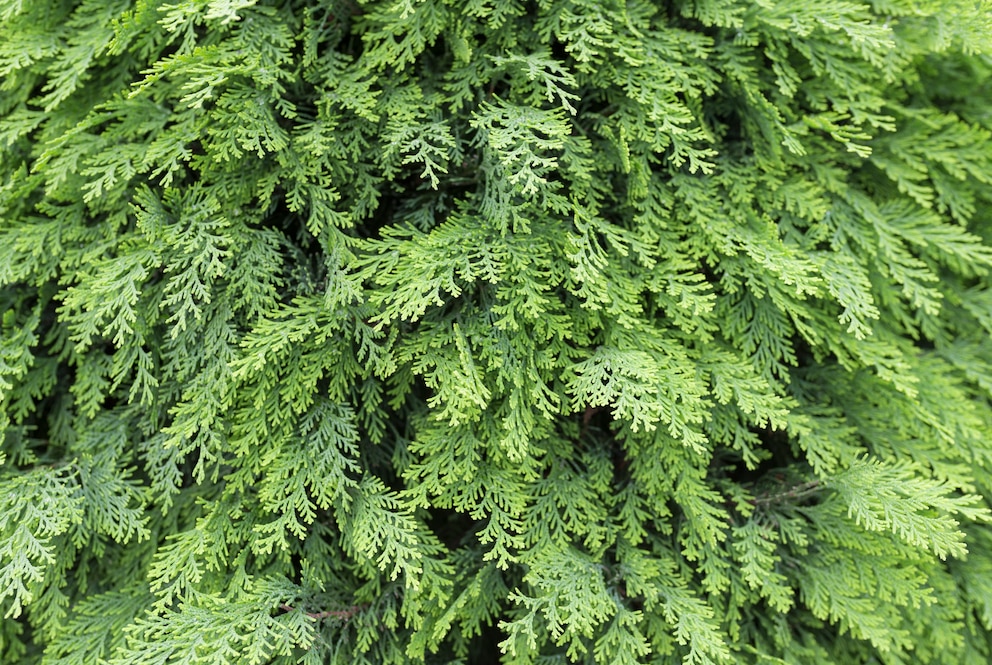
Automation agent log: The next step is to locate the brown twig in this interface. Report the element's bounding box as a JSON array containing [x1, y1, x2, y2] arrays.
[[750, 480, 822, 507], [279, 603, 365, 621], [581, 405, 604, 438]]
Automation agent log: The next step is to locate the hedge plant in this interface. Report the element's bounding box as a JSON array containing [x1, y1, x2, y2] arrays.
[[2, 0, 992, 663]]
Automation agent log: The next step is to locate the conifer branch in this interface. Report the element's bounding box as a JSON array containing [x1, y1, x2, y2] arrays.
[[3, 0, 992, 662]]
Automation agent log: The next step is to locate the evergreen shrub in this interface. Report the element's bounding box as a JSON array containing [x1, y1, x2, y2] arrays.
[[2, 0, 992, 663]]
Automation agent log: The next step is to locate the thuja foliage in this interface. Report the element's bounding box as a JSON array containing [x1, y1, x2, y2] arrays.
[[2, 0, 992, 663]]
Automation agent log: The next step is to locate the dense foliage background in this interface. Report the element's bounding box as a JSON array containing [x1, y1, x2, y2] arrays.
[[2, 0, 992, 663]]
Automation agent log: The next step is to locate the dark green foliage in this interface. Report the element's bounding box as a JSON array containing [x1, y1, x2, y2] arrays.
[[2, 0, 992, 662]]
